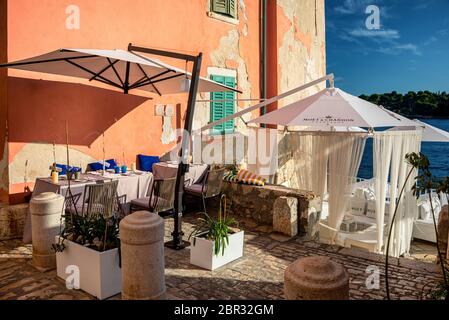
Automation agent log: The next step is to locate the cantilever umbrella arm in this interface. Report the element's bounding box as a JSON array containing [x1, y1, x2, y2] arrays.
[[197, 73, 335, 133], [128, 43, 202, 250]]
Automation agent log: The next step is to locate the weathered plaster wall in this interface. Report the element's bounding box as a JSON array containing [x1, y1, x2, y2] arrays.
[[194, 0, 260, 135], [0, 0, 8, 204], [277, 0, 326, 106], [6, 0, 260, 203], [5, 0, 326, 201], [275, 0, 326, 189]]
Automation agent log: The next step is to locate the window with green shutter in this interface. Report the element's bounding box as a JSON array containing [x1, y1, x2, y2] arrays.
[[211, 0, 237, 19], [210, 75, 236, 135]]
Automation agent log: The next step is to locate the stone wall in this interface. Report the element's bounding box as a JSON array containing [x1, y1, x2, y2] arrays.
[[0, 203, 28, 240], [213, 181, 321, 236]]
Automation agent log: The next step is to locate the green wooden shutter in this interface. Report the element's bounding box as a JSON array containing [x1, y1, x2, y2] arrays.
[[229, 0, 237, 19], [211, 0, 237, 19], [211, 0, 228, 15], [210, 75, 236, 134]]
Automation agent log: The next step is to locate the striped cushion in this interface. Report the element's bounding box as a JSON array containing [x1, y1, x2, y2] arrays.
[[236, 169, 267, 186], [223, 171, 238, 182]]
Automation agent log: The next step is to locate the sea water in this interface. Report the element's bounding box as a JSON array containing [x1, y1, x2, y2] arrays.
[[357, 119, 449, 179]]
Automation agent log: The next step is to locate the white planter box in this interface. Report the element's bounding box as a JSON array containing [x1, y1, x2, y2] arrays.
[[55, 236, 121, 300], [190, 231, 244, 270]]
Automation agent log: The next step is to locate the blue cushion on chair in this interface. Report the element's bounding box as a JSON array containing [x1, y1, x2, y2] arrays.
[[138, 155, 160, 172], [56, 164, 81, 175], [88, 159, 117, 171]]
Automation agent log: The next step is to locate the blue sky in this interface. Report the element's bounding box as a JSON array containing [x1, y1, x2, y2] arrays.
[[326, 0, 449, 95]]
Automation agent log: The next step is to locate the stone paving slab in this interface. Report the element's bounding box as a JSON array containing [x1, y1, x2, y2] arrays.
[[0, 213, 443, 300]]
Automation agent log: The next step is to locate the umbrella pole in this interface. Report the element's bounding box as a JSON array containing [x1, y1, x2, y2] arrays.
[[128, 44, 205, 249], [165, 52, 202, 250], [152, 53, 198, 249]]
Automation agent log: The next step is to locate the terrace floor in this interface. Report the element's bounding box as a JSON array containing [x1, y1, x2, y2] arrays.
[[0, 213, 443, 300]]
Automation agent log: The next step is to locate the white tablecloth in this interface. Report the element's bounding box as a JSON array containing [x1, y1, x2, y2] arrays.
[[23, 172, 153, 243]]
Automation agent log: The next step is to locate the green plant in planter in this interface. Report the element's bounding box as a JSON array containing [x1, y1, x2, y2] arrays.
[[52, 213, 120, 253], [189, 194, 239, 256]]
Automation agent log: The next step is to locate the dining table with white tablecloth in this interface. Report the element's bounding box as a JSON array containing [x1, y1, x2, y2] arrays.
[[33, 172, 154, 202], [23, 171, 154, 243]]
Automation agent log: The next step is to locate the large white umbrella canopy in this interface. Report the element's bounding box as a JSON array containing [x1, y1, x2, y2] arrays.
[[389, 119, 449, 142], [1, 48, 239, 95], [248, 87, 417, 128], [414, 119, 449, 142], [290, 125, 367, 132]]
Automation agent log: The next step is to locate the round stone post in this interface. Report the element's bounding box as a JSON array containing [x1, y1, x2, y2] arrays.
[[437, 205, 448, 262], [120, 211, 166, 300], [30, 192, 65, 271], [284, 256, 349, 300]]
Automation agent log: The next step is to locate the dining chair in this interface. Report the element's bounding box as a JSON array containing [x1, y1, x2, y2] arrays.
[[66, 180, 120, 218], [130, 177, 177, 216], [66, 189, 126, 219], [64, 191, 82, 216], [184, 167, 226, 215], [81, 180, 119, 218]]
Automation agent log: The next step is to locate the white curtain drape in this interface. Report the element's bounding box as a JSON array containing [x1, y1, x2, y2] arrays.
[[374, 132, 394, 252], [398, 130, 422, 255], [327, 134, 367, 231], [294, 133, 330, 198], [374, 129, 422, 256], [293, 132, 367, 237]]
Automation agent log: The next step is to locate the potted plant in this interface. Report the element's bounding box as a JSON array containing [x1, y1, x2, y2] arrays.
[[52, 212, 122, 300], [189, 194, 244, 270], [385, 152, 448, 300]]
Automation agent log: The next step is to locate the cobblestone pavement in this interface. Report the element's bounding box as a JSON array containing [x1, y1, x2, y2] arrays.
[[0, 213, 443, 300]]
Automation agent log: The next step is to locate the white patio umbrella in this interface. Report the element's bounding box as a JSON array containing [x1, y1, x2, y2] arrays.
[[248, 88, 416, 128], [406, 119, 449, 142], [1, 46, 240, 250], [413, 119, 449, 142], [291, 125, 367, 132], [1, 48, 239, 95], [387, 119, 449, 142]]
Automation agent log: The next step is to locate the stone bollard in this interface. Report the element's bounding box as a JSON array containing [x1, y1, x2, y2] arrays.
[[30, 192, 65, 271], [284, 256, 349, 300], [273, 196, 298, 237], [120, 211, 166, 300], [437, 205, 448, 262]]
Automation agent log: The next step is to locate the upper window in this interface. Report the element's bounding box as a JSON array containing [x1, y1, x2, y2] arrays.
[[211, 0, 237, 19]]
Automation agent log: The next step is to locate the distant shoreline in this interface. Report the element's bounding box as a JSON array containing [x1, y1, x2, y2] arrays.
[[413, 116, 449, 119]]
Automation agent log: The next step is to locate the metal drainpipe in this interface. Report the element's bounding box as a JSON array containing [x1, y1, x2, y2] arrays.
[[260, 0, 267, 119]]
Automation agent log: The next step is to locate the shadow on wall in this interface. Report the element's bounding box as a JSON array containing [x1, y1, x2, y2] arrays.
[[7, 77, 150, 146]]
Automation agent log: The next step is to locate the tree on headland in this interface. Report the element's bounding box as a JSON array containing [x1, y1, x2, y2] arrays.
[[360, 91, 449, 118]]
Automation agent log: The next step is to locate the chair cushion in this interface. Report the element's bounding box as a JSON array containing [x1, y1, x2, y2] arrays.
[[184, 183, 204, 196], [418, 193, 441, 221], [56, 164, 81, 175], [131, 196, 172, 212], [236, 169, 266, 186], [223, 171, 238, 182], [88, 159, 117, 171], [131, 197, 150, 209], [138, 155, 160, 172]]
